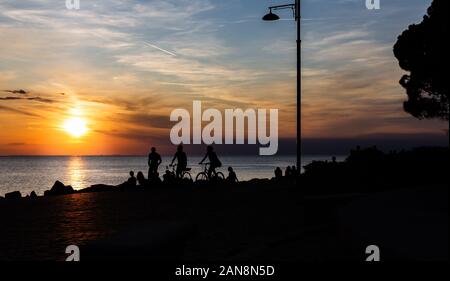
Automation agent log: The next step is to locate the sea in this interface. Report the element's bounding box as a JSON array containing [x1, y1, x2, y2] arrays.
[[0, 155, 346, 196]]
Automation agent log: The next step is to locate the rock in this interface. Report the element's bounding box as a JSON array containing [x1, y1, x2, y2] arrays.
[[44, 181, 74, 196], [79, 184, 117, 193], [5, 191, 22, 200], [30, 191, 38, 198]]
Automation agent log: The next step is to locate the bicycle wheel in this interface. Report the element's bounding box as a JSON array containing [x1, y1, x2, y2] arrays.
[[182, 172, 192, 181], [215, 172, 225, 180], [196, 172, 208, 182]]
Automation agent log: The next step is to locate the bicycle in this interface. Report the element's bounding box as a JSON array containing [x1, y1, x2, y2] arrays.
[[166, 164, 192, 181], [195, 163, 225, 182]]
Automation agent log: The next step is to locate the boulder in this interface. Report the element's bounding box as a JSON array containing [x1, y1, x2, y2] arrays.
[[79, 184, 117, 193], [44, 181, 74, 196], [5, 191, 22, 200]]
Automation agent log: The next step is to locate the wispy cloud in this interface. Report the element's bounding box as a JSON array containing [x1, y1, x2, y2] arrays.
[[26, 97, 54, 103], [0, 104, 41, 117], [0, 96, 22, 100], [0, 0, 445, 155], [3, 89, 28, 94]]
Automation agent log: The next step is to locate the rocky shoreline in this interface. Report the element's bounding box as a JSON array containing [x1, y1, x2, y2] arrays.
[[2, 146, 448, 201], [1, 176, 298, 201]]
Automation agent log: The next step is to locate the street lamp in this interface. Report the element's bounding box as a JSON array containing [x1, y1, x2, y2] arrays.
[[262, 11, 280, 21], [263, 0, 301, 176]]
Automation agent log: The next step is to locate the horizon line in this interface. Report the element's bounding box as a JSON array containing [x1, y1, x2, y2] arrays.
[[0, 153, 310, 157]]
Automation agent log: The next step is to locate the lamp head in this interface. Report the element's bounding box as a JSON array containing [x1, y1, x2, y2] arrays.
[[262, 11, 280, 21]]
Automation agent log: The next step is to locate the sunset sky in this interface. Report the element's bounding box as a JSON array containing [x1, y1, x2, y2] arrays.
[[0, 0, 447, 155]]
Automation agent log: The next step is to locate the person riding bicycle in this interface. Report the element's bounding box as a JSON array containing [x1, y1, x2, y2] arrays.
[[199, 145, 222, 178], [170, 144, 188, 178]]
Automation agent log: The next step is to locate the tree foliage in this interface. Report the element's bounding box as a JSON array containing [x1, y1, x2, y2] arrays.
[[393, 0, 449, 121]]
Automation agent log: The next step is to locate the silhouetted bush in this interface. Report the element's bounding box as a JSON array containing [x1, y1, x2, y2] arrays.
[[302, 146, 449, 194]]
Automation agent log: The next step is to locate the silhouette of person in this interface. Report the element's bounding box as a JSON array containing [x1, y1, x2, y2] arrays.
[[127, 171, 137, 187], [136, 171, 147, 186], [274, 167, 283, 181], [292, 166, 298, 176], [199, 145, 222, 178], [285, 166, 292, 177], [163, 169, 173, 184], [170, 144, 188, 178], [148, 147, 162, 180], [226, 167, 238, 183]]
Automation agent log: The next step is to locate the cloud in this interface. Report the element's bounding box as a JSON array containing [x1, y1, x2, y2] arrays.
[[95, 128, 171, 148], [115, 52, 266, 85], [0, 95, 55, 103], [0, 104, 41, 117], [26, 97, 54, 103], [122, 113, 172, 129], [0, 96, 21, 100], [3, 89, 28, 94]]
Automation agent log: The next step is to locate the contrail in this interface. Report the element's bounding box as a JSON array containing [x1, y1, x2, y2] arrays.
[[144, 42, 177, 57]]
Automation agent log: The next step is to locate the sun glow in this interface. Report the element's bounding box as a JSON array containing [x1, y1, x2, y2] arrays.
[[63, 117, 89, 138]]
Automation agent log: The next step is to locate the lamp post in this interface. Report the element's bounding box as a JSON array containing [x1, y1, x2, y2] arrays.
[[263, 0, 301, 175]]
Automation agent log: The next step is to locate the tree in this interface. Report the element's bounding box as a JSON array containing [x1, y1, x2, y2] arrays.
[[393, 0, 449, 121]]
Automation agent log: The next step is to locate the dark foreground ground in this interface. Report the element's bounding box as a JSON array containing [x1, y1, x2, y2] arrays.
[[0, 183, 448, 261]]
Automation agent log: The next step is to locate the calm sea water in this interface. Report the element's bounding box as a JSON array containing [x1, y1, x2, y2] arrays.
[[0, 155, 346, 196]]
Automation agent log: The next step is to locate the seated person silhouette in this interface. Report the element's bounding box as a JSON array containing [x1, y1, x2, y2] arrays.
[[148, 147, 162, 180], [127, 171, 137, 187], [199, 145, 222, 178], [170, 144, 188, 178], [163, 169, 174, 184], [226, 167, 238, 183], [136, 171, 147, 186], [274, 167, 283, 181]]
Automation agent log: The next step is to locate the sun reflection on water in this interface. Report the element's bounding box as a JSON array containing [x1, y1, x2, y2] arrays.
[[67, 156, 85, 190]]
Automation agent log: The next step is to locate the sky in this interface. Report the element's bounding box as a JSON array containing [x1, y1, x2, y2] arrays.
[[0, 0, 447, 155]]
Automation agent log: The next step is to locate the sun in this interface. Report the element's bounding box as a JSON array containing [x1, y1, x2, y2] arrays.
[[63, 117, 89, 138]]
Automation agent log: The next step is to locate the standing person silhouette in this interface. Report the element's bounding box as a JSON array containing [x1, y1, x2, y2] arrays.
[[274, 167, 283, 181], [285, 166, 292, 177], [170, 144, 188, 178], [199, 145, 222, 178], [148, 147, 162, 180]]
